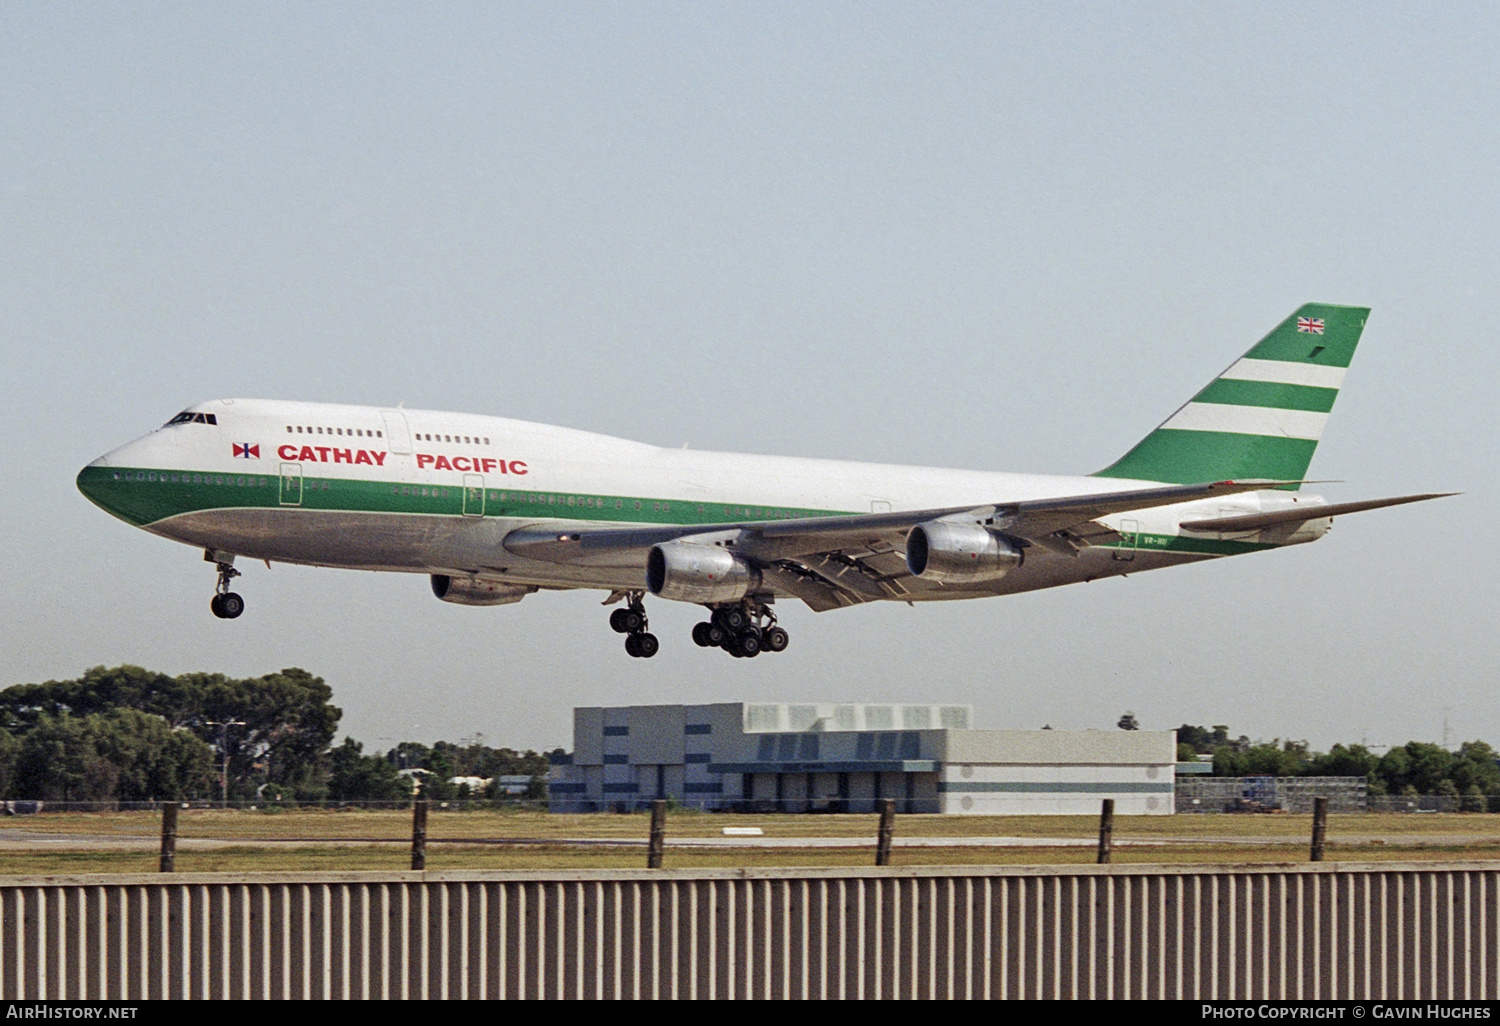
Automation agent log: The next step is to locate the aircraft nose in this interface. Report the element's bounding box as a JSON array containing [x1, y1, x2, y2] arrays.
[[76, 457, 110, 505], [76, 456, 144, 524]]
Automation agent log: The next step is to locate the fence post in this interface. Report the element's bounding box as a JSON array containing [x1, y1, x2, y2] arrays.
[[411, 798, 429, 871], [1097, 798, 1114, 865], [875, 798, 896, 867], [1310, 795, 1328, 862], [158, 801, 178, 873], [647, 800, 667, 869]]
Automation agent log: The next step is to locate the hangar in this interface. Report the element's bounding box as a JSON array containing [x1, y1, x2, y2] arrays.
[[548, 702, 1175, 815]]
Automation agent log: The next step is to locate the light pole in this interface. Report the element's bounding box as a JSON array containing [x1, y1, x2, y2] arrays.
[[205, 719, 246, 808]]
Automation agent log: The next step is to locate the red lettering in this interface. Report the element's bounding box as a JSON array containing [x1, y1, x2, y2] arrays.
[[453, 456, 471, 472], [278, 445, 298, 460], [354, 450, 373, 465], [315, 446, 331, 462], [333, 448, 352, 463], [371, 451, 386, 466], [509, 460, 528, 476], [416, 454, 434, 470], [433, 455, 453, 471], [299, 446, 317, 461], [481, 458, 497, 473]]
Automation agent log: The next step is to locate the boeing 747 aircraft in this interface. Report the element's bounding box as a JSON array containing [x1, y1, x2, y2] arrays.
[[78, 304, 1447, 658]]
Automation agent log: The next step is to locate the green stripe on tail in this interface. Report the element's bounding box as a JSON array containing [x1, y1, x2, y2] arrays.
[[1094, 303, 1369, 486]]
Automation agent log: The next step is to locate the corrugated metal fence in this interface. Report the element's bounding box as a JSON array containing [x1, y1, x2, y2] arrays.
[[2, 862, 1495, 999]]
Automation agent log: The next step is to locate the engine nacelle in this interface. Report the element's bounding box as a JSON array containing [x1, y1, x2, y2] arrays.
[[646, 542, 761, 604], [905, 521, 1022, 584], [430, 574, 536, 606]]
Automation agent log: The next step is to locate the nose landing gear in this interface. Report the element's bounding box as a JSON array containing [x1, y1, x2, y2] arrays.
[[693, 599, 788, 658], [608, 592, 659, 658], [206, 551, 245, 619]]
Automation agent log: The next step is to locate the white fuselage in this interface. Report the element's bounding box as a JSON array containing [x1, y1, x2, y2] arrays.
[[80, 398, 1328, 604]]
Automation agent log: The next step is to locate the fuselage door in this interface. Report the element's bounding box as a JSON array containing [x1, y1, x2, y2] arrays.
[[1112, 517, 1140, 562], [380, 410, 413, 455], [279, 463, 303, 507], [463, 474, 485, 517]]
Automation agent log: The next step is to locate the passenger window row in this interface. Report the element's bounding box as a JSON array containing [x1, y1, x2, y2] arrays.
[[415, 433, 491, 445], [285, 425, 383, 438], [115, 471, 267, 487]]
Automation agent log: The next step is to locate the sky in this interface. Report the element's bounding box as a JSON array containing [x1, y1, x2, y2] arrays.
[[2, 2, 1494, 756]]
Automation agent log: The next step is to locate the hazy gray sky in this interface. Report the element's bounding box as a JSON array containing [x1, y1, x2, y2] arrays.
[[2, 3, 1493, 755]]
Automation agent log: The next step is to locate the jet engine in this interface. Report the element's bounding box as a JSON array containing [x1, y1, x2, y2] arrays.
[[646, 542, 761, 604], [430, 575, 536, 606], [905, 521, 1022, 584]]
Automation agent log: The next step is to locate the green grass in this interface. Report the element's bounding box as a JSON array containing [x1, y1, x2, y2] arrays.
[[4, 809, 1500, 875]]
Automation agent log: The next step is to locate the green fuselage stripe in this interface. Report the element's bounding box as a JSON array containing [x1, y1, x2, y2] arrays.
[[79, 468, 1280, 559], [1192, 378, 1338, 413], [77, 466, 855, 530], [1106, 531, 1277, 556]]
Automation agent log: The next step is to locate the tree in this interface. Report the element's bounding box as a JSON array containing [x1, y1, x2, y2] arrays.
[[1450, 742, 1500, 795], [327, 739, 414, 804], [0, 666, 342, 801], [1305, 743, 1380, 780], [1176, 725, 1244, 754], [1377, 742, 1453, 795], [0, 728, 17, 797], [10, 710, 214, 803], [1213, 739, 1309, 778], [187, 668, 340, 800], [1117, 713, 1139, 731]]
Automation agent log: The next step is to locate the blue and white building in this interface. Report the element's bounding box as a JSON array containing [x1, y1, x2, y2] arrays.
[[548, 702, 1175, 815]]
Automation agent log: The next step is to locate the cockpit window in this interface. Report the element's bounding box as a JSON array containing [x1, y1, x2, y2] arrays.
[[165, 411, 218, 426]]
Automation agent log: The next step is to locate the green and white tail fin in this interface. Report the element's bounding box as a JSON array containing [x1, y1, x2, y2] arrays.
[[1094, 303, 1369, 488]]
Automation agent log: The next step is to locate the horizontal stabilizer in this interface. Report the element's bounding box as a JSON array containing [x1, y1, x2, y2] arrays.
[[1179, 492, 1455, 533]]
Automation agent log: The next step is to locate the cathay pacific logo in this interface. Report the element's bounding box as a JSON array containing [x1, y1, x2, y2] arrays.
[[233, 443, 260, 459]]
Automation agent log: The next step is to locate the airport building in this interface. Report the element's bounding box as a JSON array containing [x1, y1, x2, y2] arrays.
[[548, 702, 1175, 815]]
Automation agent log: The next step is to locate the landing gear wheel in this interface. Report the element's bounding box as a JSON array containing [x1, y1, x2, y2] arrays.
[[625, 632, 660, 658], [709, 599, 784, 658], [610, 593, 654, 656], [207, 552, 244, 620]]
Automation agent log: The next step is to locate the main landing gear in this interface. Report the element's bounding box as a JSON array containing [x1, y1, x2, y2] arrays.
[[609, 592, 659, 658], [206, 551, 245, 620], [692, 600, 789, 659]]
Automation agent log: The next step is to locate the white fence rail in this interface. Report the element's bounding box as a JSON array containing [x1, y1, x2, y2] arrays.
[[2, 863, 1496, 999]]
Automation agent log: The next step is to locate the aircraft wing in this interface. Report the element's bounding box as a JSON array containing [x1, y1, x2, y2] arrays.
[[502, 478, 1294, 609]]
